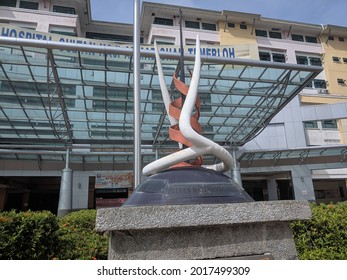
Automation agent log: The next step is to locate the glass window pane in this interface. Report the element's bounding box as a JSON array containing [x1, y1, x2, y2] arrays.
[[322, 120, 338, 129], [272, 53, 286, 63], [259, 51, 271, 61], [202, 22, 216, 31], [255, 30, 267, 37], [153, 17, 173, 26], [50, 30, 76, 37], [269, 31, 282, 39], [309, 57, 322, 66], [227, 23, 235, 28], [19, 1, 39, 10], [304, 121, 318, 128], [0, 0, 16, 7], [86, 32, 133, 42], [185, 20, 200, 29], [292, 34, 304, 42], [305, 36, 318, 43], [53, 5, 76, 14], [313, 79, 327, 89], [296, 56, 308, 65]]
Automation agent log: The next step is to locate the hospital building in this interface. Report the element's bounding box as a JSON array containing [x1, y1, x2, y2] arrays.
[[0, 0, 346, 214]]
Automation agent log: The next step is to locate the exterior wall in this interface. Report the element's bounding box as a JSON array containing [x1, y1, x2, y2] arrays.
[[146, 19, 220, 45], [321, 33, 347, 96], [245, 96, 308, 149], [218, 21, 257, 45], [0, 3, 80, 35], [305, 128, 341, 145]]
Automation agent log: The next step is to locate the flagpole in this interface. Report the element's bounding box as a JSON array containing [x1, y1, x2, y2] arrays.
[[133, 0, 141, 187], [179, 8, 185, 84]]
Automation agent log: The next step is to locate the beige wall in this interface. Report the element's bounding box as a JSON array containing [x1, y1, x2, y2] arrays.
[[321, 34, 347, 96], [218, 21, 257, 45]]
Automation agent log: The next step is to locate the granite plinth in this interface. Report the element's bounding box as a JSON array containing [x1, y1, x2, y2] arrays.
[[96, 200, 311, 260]]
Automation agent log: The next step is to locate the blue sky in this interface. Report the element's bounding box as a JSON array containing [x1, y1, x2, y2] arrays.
[[90, 0, 347, 27]]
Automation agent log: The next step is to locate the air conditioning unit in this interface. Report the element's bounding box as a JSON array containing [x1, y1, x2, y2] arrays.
[[317, 89, 329, 94]]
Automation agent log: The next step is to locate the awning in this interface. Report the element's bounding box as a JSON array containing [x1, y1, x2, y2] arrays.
[[239, 145, 347, 168], [0, 37, 322, 165]]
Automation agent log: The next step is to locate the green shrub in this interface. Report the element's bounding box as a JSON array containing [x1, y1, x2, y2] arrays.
[[0, 209, 108, 260], [291, 201, 347, 260], [55, 210, 108, 260], [0, 210, 59, 260]]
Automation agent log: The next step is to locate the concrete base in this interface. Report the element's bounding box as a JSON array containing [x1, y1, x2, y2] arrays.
[[96, 201, 311, 260]]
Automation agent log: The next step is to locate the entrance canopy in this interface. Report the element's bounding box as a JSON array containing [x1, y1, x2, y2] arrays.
[[239, 145, 347, 168], [0, 37, 322, 165]]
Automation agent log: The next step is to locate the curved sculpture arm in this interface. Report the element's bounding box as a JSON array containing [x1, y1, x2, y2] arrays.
[[154, 42, 178, 127], [178, 36, 233, 173]]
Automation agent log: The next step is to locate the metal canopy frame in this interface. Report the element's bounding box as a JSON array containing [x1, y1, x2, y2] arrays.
[[0, 37, 322, 165], [239, 145, 347, 168]]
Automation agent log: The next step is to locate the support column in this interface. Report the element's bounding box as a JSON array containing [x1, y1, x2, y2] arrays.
[[267, 179, 278, 200], [231, 148, 243, 187], [58, 149, 73, 217], [291, 165, 315, 201]]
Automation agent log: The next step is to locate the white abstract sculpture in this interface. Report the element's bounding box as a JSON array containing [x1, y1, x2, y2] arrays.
[[142, 35, 233, 176]]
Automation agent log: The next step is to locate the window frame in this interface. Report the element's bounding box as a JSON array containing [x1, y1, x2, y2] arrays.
[[259, 50, 286, 63], [19, 1, 39, 10], [153, 17, 174, 26], [304, 121, 318, 129], [255, 29, 267, 37], [0, 0, 17, 7], [227, 22, 235, 28], [291, 34, 304, 42], [240, 23, 247, 30], [313, 79, 327, 89], [52, 5, 76, 15], [322, 120, 338, 129], [201, 22, 217, 31], [305, 36, 318, 43], [185, 20, 200, 29], [269, 31, 282, 39]]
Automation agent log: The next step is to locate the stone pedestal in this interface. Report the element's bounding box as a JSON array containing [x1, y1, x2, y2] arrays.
[[96, 200, 311, 260]]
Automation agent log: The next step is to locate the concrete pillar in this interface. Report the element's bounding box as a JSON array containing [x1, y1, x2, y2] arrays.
[[291, 165, 315, 201], [267, 179, 278, 200], [57, 149, 73, 217], [72, 172, 89, 210], [57, 168, 73, 217]]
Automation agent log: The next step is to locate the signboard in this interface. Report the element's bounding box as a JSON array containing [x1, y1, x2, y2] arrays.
[[95, 172, 133, 189], [0, 23, 259, 60], [95, 198, 127, 208], [94, 188, 128, 208]]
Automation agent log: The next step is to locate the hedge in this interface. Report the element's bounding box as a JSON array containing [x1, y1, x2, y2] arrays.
[[0, 210, 108, 260], [291, 201, 347, 260], [55, 210, 108, 260], [1, 202, 347, 259], [0, 210, 59, 260]]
